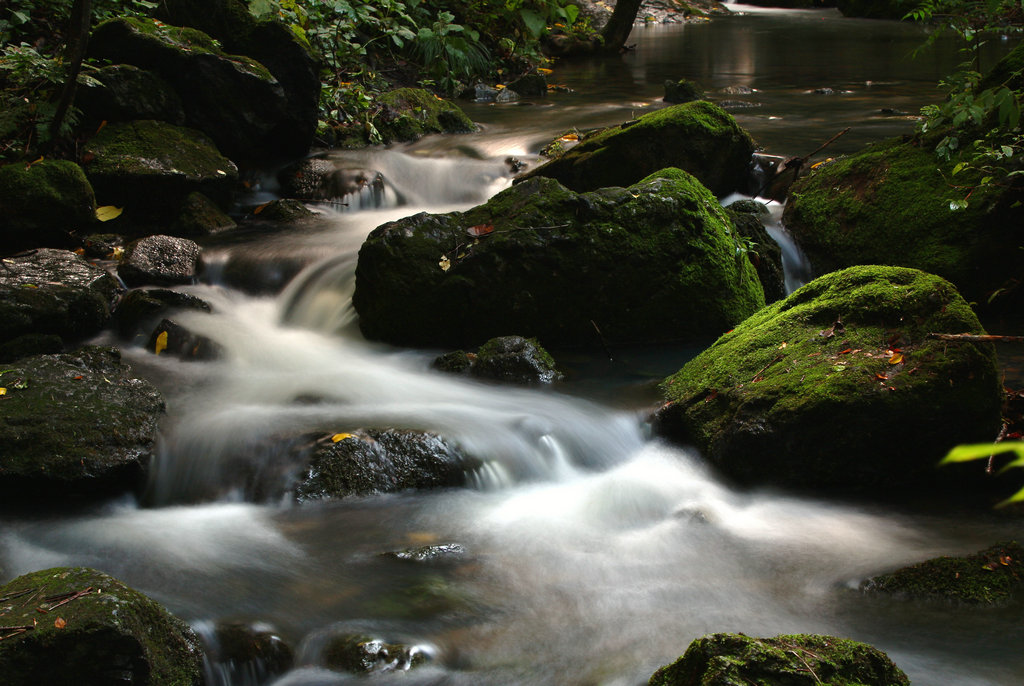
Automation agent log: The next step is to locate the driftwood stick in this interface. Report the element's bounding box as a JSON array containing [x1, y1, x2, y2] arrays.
[[928, 333, 1024, 344]]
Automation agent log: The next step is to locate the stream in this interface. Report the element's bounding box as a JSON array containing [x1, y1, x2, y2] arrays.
[[2, 6, 1023, 685]]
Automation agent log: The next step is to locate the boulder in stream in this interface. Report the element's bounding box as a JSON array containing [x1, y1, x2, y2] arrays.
[[0, 346, 165, 503], [0, 566, 203, 685], [200, 620, 294, 684], [354, 169, 765, 348], [433, 335, 564, 385], [118, 234, 201, 287], [655, 265, 1004, 501], [322, 632, 430, 674], [515, 100, 755, 196], [649, 633, 909, 686]]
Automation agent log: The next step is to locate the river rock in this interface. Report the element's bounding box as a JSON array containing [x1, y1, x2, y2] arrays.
[[373, 88, 477, 144], [254, 199, 317, 223], [354, 169, 765, 348], [0, 567, 203, 685], [0, 346, 165, 502], [383, 543, 468, 563], [725, 199, 786, 303], [277, 157, 385, 202], [147, 318, 223, 361], [113, 288, 212, 342], [433, 335, 564, 384], [76, 63, 186, 127], [663, 78, 704, 103], [649, 633, 908, 686], [0, 160, 96, 251], [0, 249, 118, 351], [171, 191, 237, 236], [655, 265, 1004, 501], [515, 101, 755, 196], [118, 234, 201, 287], [82, 119, 238, 231], [782, 137, 1024, 311], [88, 17, 298, 166], [202, 621, 294, 684], [294, 429, 474, 501], [322, 632, 429, 674], [861, 541, 1024, 605]]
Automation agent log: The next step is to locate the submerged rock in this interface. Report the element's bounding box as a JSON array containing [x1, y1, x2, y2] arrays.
[[783, 137, 1024, 310], [322, 632, 429, 674], [649, 633, 908, 686], [656, 265, 1003, 501], [354, 169, 764, 348], [0, 160, 96, 251], [201, 620, 294, 684], [0, 249, 118, 350], [383, 543, 468, 563], [862, 541, 1024, 605], [295, 429, 475, 501], [0, 346, 165, 503], [433, 335, 564, 385], [516, 101, 755, 196], [0, 566, 203, 685]]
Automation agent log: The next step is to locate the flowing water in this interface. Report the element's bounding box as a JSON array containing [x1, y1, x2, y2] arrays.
[[3, 7, 1023, 685]]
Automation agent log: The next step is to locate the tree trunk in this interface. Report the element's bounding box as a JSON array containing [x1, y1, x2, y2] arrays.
[[601, 0, 643, 51], [49, 0, 92, 143]]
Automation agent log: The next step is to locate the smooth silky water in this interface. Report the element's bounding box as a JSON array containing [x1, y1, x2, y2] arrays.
[[2, 7, 1022, 685]]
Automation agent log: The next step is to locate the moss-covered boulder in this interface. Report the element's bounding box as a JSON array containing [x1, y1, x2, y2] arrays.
[[170, 191, 236, 236], [663, 78, 705, 103], [354, 169, 765, 348], [88, 17, 298, 165], [433, 335, 564, 384], [82, 119, 238, 231], [294, 429, 475, 501], [0, 346, 165, 503], [0, 248, 118, 349], [76, 64, 186, 127], [0, 567, 202, 685], [650, 633, 908, 686], [0, 160, 96, 251], [656, 265, 1003, 500], [862, 541, 1024, 605], [782, 138, 1024, 309], [373, 88, 477, 144], [516, 101, 755, 196]]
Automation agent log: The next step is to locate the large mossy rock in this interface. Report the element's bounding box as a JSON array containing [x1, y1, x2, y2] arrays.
[[0, 161, 96, 252], [862, 541, 1024, 605], [82, 119, 238, 230], [0, 567, 202, 685], [656, 265, 1003, 500], [373, 88, 476, 143], [516, 101, 755, 196], [782, 138, 1024, 309], [0, 249, 118, 351], [0, 346, 165, 502], [354, 169, 765, 348], [76, 64, 186, 127], [88, 17, 296, 166], [649, 633, 909, 686]]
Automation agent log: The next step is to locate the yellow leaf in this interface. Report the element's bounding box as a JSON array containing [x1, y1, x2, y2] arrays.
[[888, 352, 904, 365], [331, 432, 354, 443], [110, 246, 124, 260], [154, 331, 168, 356], [95, 205, 123, 222], [439, 255, 451, 272], [537, 68, 553, 75], [0, 388, 6, 396], [54, 617, 67, 629]]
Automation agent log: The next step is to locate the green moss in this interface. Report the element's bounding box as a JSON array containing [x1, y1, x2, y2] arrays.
[[659, 265, 1002, 498], [783, 138, 1023, 306], [0, 567, 202, 685], [863, 542, 1024, 605], [373, 88, 475, 143], [0, 161, 96, 249]]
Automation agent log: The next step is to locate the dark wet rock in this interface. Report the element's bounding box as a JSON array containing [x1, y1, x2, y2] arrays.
[[515, 101, 755, 197], [118, 235, 201, 288], [322, 632, 429, 674], [0, 160, 96, 252], [433, 335, 563, 385], [507, 72, 548, 97], [80, 232, 126, 259], [76, 63, 186, 127], [656, 266, 1004, 501], [0, 334, 64, 363], [836, 0, 905, 19], [783, 137, 1024, 311], [254, 199, 317, 223], [171, 191, 237, 237], [294, 429, 475, 501], [0, 346, 164, 502], [663, 78, 704, 103], [89, 17, 301, 166], [0, 249, 118, 349], [82, 119, 238, 230], [0, 567, 203, 685], [861, 542, 1024, 605], [725, 199, 785, 303], [373, 88, 476, 144], [354, 169, 764, 348], [147, 318, 223, 361], [156, 0, 321, 163], [113, 288, 211, 342], [202, 621, 294, 684], [649, 633, 908, 686], [219, 250, 313, 295], [717, 99, 761, 110], [384, 543, 468, 563], [277, 157, 384, 202]]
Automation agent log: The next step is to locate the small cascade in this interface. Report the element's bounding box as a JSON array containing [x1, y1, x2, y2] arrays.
[[721, 192, 813, 294]]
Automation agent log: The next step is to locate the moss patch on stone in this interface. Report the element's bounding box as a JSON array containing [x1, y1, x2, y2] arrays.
[[862, 541, 1024, 605], [657, 265, 1003, 500], [373, 88, 476, 143], [0, 160, 96, 251]]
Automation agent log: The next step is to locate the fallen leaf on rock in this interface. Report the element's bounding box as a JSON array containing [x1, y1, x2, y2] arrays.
[[95, 205, 123, 222], [331, 433, 354, 443], [889, 352, 904, 365], [467, 224, 494, 237], [154, 331, 168, 356], [54, 617, 66, 629]]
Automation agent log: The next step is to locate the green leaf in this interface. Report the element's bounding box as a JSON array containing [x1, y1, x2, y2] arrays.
[[519, 8, 546, 39], [941, 441, 1024, 464]]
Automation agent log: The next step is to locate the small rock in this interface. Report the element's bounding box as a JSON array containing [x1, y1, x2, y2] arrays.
[[119, 234, 201, 287]]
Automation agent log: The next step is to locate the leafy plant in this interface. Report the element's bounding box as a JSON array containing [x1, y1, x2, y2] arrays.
[[409, 11, 491, 94], [941, 441, 1024, 506]]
